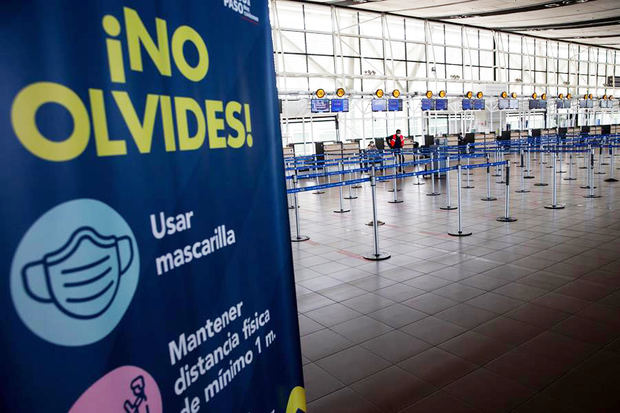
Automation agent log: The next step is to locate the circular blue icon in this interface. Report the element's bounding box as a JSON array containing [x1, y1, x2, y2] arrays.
[[10, 199, 140, 346]]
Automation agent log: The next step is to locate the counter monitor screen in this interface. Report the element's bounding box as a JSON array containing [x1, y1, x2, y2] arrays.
[[509, 99, 519, 109], [330, 99, 349, 112], [539, 100, 547, 109], [473, 99, 485, 110], [462, 99, 473, 110], [528, 100, 539, 110], [421, 98, 434, 111], [310, 99, 330, 113], [371, 98, 387, 112], [587, 100, 594, 108], [498, 98, 510, 110], [435, 99, 448, 110], [387, 98, 403, 111]]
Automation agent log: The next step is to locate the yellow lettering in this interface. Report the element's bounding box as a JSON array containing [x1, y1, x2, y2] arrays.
[[175, 97, 205, 151], [206, 100, 226, 149], [159, 95, 176, 151], [124, 7, 171, 76], [102, 15, 126, 83], [11, 82, 90, 162], [112, 91, 159, 153], [171, 25, 209, 82], [89, 89, 127, 156], [225, 101, 245, 148]]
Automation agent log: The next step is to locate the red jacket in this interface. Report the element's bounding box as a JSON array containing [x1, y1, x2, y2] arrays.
[[388, 134, 403, 149]]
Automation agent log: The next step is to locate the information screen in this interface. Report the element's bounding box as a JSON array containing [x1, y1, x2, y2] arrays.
[[473, 99, 485, 110], [498, 98, 510, 110], [387, 98, 403, 111], [330, 98, 349, 112], [509, 99, 519, 109], [587, 100, 594, 108], [371, 98, 387, 112], [462, 99, 473, 110], [421, 98, 434, 111], [539, 100, 547, 109], [579, 100, 587, 108], [435, 99, 448, 110], [529, 100, 539, 110], [311, 98, 330, 113]]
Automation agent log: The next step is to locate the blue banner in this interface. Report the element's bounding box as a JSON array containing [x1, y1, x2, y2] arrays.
[[0, 1, 305, 412]]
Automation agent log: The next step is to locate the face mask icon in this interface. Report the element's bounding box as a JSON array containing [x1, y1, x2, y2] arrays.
[[21, 226, 134, 320]]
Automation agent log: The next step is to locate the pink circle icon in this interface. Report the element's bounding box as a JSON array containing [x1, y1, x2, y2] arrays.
[[69, 366, 162, 413]]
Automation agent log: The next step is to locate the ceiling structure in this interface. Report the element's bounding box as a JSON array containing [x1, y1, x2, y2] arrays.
[[300, 0, 620, 49]]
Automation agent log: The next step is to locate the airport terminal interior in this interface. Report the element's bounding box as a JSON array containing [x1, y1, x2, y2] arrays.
[[276, 0, 620, 411]]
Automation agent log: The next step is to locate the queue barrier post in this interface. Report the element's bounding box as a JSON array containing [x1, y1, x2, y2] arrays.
[[497, 161, 518, 222], [584, 149, 602, 199], [516, 150, 530, 193], [564, 152, 577, 181], [545, 151, 566, 209], [440, 156, 457, 210], [344, 162, 358, 200], [595, 146, 606, 175], [449, 164, 472, 237], [413, 152, 425, 186], [604, 145, 618, 182], [290, 175, 310, 242], [481, 154, 497, 201], [334, 160, 351, 213], [363, 166, 391, 261], [524, 143, 535, 178], [427, 151, 441, 196]]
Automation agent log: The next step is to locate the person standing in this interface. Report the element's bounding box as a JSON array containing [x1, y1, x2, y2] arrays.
[[387, 129, 405, 172]]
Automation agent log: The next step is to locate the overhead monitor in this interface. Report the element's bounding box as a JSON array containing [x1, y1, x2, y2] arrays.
[[371, 98, 387, 112], [310, 98, 330, 113], [600, 100, 609, 109], [387, 98, 403, 111], [421, 98, 434, 111], [498, 98, 510, 110], [579, 100, 587, 108], [539, 100, 547, 109], [462, 99, 473, 110], [330, 98, 349, 112], [586, 100, 594, 108], [509, 99, 519, 109], [556, 100, 565, 109], [435, 99, 448, 110], [473, 99, 485, 110], [529, 99, 539, 110]]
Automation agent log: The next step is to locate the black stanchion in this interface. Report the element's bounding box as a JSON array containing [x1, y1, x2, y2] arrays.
[[524, 144, 535, 179], [440, 157, 457, 210], [516, 150, 530, 193], [481, 154, 497, 201], [545, 151, 566, 209], [290, 175, 310, 242], [604, 146, 618, 182], [563, 153, 577, 181], [497, 161, 517, 222], [426, 151, 440, 196], [363, 167, 390, 261], [492, 147, 502, 177], [449, 164, 472, 237], [580, 147, 597, 190]]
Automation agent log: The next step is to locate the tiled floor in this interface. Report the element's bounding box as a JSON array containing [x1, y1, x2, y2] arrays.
[[289, 152, 620, 412]]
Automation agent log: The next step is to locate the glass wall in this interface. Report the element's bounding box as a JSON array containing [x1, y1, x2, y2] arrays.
[[271, 0, 620, 154]]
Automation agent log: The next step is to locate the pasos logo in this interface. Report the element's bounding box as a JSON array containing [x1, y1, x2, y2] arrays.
[[223, 0, 259, 23]]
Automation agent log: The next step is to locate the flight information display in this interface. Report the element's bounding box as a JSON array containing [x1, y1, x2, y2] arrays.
[[462, 99, 473, 110], [387, 98, 403, 111], [498, 98, 510, 110], [421, 98, 434, 111], [529, 99, 539, 110], [371, 98, 387, 111], [435, 99, 448, 110], [330, 98, 349, 112], [473, 99, 485, 110], [509, 99, 519, 109], [311, 98, 330, 113]]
